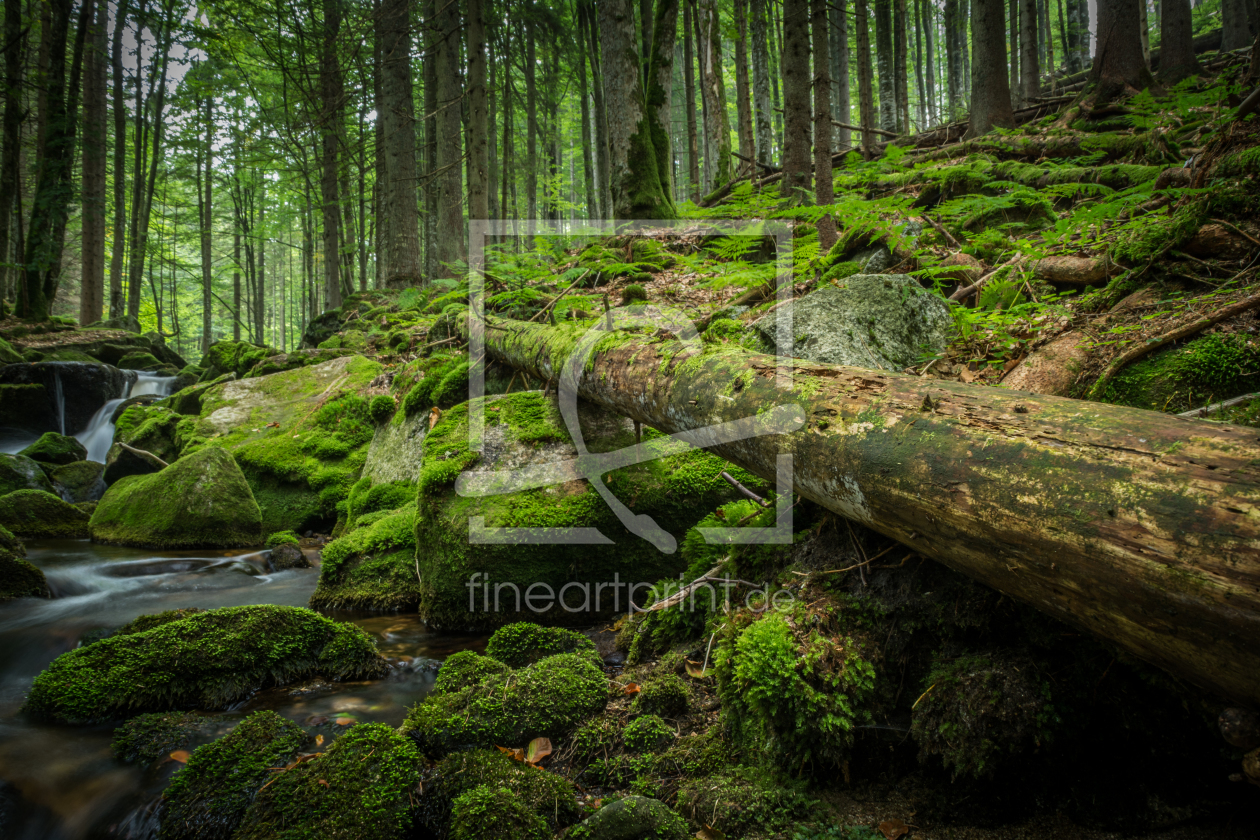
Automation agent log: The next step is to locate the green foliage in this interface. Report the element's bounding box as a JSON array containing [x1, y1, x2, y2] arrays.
[[484, 621, 600, 667], [400, 353, 469, 414], [633, 673, 689, 718], [1101, 331, 1260, 413], [369, 393, 397, 424], [620, 283, 649, 305], [434, 650, 512, 694], [24, 605, 386, 723], [623, 714, 674, 753], [676, 765, 816, 837], [447, 785, 550, 840], [424, 748, 581, 834], [264, 530, 299, 548]]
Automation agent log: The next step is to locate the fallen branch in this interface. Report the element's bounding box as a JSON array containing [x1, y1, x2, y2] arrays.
[[118, 443, 169, 468], [1177, 392, 1260, 419], [921, 214, 961, 249], [645, 565, 765, 612], [721, 470, 768, 507], [527, 270, 591, 323], [1089, 286, 1260, 400], [831, 118, 899, 139], [732, 150, 779, 173], [947, 255, 1024, 302]]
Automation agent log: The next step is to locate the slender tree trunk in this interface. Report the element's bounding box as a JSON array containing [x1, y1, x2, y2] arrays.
[[874, 0, 896, 131], [751, 0, 774, 164], [945, 0, 962, 119], [257, 182, 266, 341], [922, 0, 936, 124], [780, 0, 812, 198], [434, 0, 465, 270], [734, 0, 755, 169], [913, 0, 926, 128], [1090, 0, 1156, 101], [423, 0, 437, 276], [1222, 0, 1252, 51], [0, 0, 23, 310], [811, 0, 836, 248], [79, 0, 107, 326], [488, 21, 499, 221], [525, 19, 538, 224], [233, 228, 241, 341], [967, 0, 1016, 138], [321, 0, 344, 309], [647, 0, 680, 206], [831, 0, 850, 149], [468, 0, 489, 227], [379, 0, 422, 287], [1009, 0, 1020, 104], [598, 0, 674, 217], [198, 96, 213, 350], [1020, 0, 1040, 104], [583, 2, 613, 219], [894, 0, 908, 131], [1158, 0, 1199, 83], [500, 20, 514, 226], [855, 0, 877, 153], [1138, 0, 1150, 64], [769, 0, 783, 156], [684, 0, 702, 195], [697, 0, 732, 191], [577, 13, 597, 217]]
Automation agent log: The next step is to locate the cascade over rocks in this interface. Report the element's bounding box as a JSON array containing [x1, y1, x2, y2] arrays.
[[0, 362, 132, 435], [91, 446, 264, 549]]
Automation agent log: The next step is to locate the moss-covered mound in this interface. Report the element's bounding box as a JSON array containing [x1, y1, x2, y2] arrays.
[[233, 722, 422, 840], [90, 447, 264, 549], [309, 503, 419, 610], [417, 748, 580, 836], [112, 711, 213, 764], [159, 710, 306, 840], [18, 432, 87, 467], [0, 453, 55, 496], [448, 785, 550, 840], [23, 605, 387, 723], [50, 460, 105, 503], [0, 525, 47, 601], [484, 621, 600, 668], [402, 651, 606, 759], [198, 340, 284, 379], [412, 392, 757, 628], [566, 795, 690, 840], [104, 403, 189, 484], [0, 489, 91, 538]]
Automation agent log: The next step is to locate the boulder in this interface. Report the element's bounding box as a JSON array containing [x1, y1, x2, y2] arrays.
[[91, 447, 264, 549], [0, 382, 56, 435], [23, 604, 387, 723], [199, 340, 284, 379], [1001, 332, 1090, 397], [407, 391, 754, 629], [111, 711, 214, 765], [0, 453, 55, 496], [753, 273, 952, 372], [117, 351, 166, 371], [565, 796, 689, 840], [85, 314, 142, 332], [160, 373, 233, 417], [310, 504, 417, 610], [0, 362, 132, 435], [361, 407, 427, 485], [19, 431, 87, 467], [244, 348, 350, 378], [0, 489, 91, 539], [419, 748, 580, 837], [0, 525, 48, 601], [0, 336, 22, 364], [50, 460, 106, 503], [103, 404, 183, 485], [267, 543, 310, 571]]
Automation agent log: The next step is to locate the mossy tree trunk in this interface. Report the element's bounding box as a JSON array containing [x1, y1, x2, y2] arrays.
[[1158, 0, 1200, 84], [696, 0, 732, 193], [965, 0, 1016, 138], [780, 0, 812, 196], [1089, 0, 1157, 102], [646, 0, 680, 212], [465, 315, 1260, 707]]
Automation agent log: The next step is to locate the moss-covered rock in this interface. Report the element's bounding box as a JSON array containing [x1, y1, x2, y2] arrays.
[[623, 714, 674, 753], [23, 605, 387, 723], [244, 348, 350, 379], [448, 784, 550, 840], [0, 489, 91, 538], [50, 460, 105, 503], [233, 722, 422, 840], [199, 340, 284, 379], [361, 406, 427, 485], [0, 453, 55, 496], [418, 748, 581, 835], [675, 766, 815, 837], [0, 335, 22, 363], [565, 795, 689, 840], [268, 543, 310, 571], [18, 431, 86, 467], [402, 651, 606, 759], [485, 622, 600, 668], [414, 392, 758, 629], [310, 503, 418, 610], [104, 403, 187, 484], [160, 373, 233, 417], [117, 351, 166, 371], [112, 711, 212, 765], [90, 447, 264, 549], [113, 607, 207, 636], [0, 383, 54, 434], [0, 525, 47, 601], [265, 530, 299, 547], [159, 710, 306, 840], [633, 673, 689, 718]]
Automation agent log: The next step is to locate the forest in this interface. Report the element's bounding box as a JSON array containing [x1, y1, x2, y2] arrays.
[[0, 0, 1259, 838]]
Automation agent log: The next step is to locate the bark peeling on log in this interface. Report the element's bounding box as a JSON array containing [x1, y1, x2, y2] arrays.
[[464, 315, 1260, 705]]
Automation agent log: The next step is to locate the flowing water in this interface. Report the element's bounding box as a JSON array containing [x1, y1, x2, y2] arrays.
[[75, 374, 178, 464], [0, 539, 484, 840]]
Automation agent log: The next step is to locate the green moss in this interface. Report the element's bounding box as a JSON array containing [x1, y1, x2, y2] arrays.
[[49, 460, 104, 502], [112, 711, 210, 765], [310, 503, 420, 611], [369, 393, 397, 424], [620, 283, 649, 305], [623, 714, 674, 753], [199, 340, 283, 378], [114, 608, 206, 637], [676, 765, 816, 837], [117, 351, 165, 371], [565, 795, 689, 840], [0, 335, 21, 363], [90, 447, 264, 549], [433, 650, 512, 694], [0, 453, 55, 496], [0, 526, 47, 600], [18, 431, 86, 466], [1112, 200, 1204, 264], [402, 652, 607, 759], [484, 622, 600, 668], [634, 673, 689, 718], [421, 748, 580, 835], [158, 710, 305, 840], [0, 489, 91, 539], [448, 785, 549, 840], [233, 722, 422, 840], [1100, 332, 1260, 413], [346, 477, 413, 523], [265, 530, 300, 548], [23, 605, 387, 723]]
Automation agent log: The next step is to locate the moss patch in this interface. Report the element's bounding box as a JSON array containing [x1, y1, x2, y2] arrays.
[[112, 711, 212, 765], [484, 622, 600, 668], [0, 489, 91, 539], [18, 431, 86, 467], [310, 503, 420, 611]]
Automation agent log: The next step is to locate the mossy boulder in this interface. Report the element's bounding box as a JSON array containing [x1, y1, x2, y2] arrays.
[[0, 335, 22, 363], [448, 785, 549, 840], [402, 651, 606, 759], [112, 711, 213, 765], [159, 710, 306, 840], [0, 361, 131, 434], [50, 460, 105, 503], [199, 340, 284, 379], [0, 453, 55, 496], [675, 766, 815, 837], [23, 605, 387, 723], [0, 489, 91, 538], [413, 391, 759, 629], [484, 621, 600, 668], [565, 796, 689, 840], [360, 395, 427, 485], [18, 431, 86, 467], [117, 350, 166, 371], [161, 373, 233, 417], [310, 503, 419, 610], [90, 447, 264, 549], [418, 748, 581, 836], [0, 525, 48, 601], [233, 722, 423, 840], [244, 348, 349, 378], [623, 714, 674, 753], [265, 530, 299, 548], [104, 403, 189, 485]]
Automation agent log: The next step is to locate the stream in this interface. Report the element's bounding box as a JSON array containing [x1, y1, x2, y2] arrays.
[[0, 538, 483, 839]]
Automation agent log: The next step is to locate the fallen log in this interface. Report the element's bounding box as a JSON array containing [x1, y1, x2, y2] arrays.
[[1031, 254, 1122, 286], [464, 314, 1260, 706]]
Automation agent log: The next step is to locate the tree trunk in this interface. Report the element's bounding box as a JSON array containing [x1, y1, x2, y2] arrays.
[[874, 0, 896, 131], [320, 0, 344, 309], [647, 0, 680, 206], [1009, 0, 1020, 103], [583, 2, 614, 219], [1158, 0, 1200, 83], [257, 182, 266, 342], [921, 0, 936, 124], [434, 0, 465, 272], [468, 0, 489, 227], [525, 19, 538, 226], [894, 0, 909, 131], [913, 0, 926, 128], [599, 0, 674, 218], [378, 0, 422, 288], [684, 0, 702, 195], [811, 0, 836, 249], [780, 0, 811, 199], [80, 0, 107, 327], [577, 12, 597, 218], [198, 95, 213, 351], [233, 226, 241, 341], [855, 0, 878, 153], [751, 0, 774, 165], [0, 0, 22, 311], [966, 0, 1016, 138], [945, 0, 962, 119], [1222, 0, 1252, 51], [831, 0, 850, 149], [465, 314, 1260, 709], [423, 0, 437, 276], [1090, 0, 1156, 102], [734, 0, 755, 169], [1020, 0, 1040, 105], [697, 0, 732, 192]]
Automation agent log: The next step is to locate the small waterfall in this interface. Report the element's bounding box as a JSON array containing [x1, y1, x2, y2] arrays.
[[76, 373, 178, 464]]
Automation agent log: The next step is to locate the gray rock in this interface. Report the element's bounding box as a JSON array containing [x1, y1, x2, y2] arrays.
[[0, 454, 55, 497], [567, 796, 688, 840], [268, 543, 311, 571], [754, 274, 951, 371], [50, 460, 106, 503], [849, 243, 893, 274], [0, 362, 132, 436], [362, 409, 427, 485]]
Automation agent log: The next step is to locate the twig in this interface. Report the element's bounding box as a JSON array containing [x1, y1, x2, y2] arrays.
[[947, 255, 1024, 302], [921, 213, 962, 249], [1089, 284, 1260, 399], [527, 270, 592, 323], [1211, 218, 1260, 248], [1177, 391, 1260, 419], [721, 471, 768, 507], [803, 542, 899, 574], [118, 443, 169, 468], [831, 117, 900, 139]]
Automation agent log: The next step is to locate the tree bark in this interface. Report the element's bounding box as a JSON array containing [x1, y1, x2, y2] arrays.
[[647, 0, 680, 207], [378, 0, 422, 288], [464, 314, 1260, 709], [894, 0, 909, 131], [913, 0, 926, 127], [1223, 0, 1253, 52], [320, 0, 344, 309], [966, 0, 1016, 138], [581, 2, 613, 218], [831, 0, 850, 149], [811, 0, 837, 248], [921, 0, 936, 124], [945, 0, 962, 119], [525, 18, 538, 225], [468, 0, 489, 228], [80, 0, 107, 327], [434, 0, 464, 272], [1009, 0, 1020, 104], [0, 0, 23, 311], [855, 0, 878, 153], [734, 0, 756, 169], [1090, 0, 1157, 102], [577, 10, 598, 218], [751, 0, 774, 165], [697, 0, 732, 192], [684, 0, 702, 196], [780, 0, 811, 198], [1020, 0, 1040, 105], [1158, 0, 1200, 83], [197, 93, 213, 351], [874, 0, 896, 131]]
